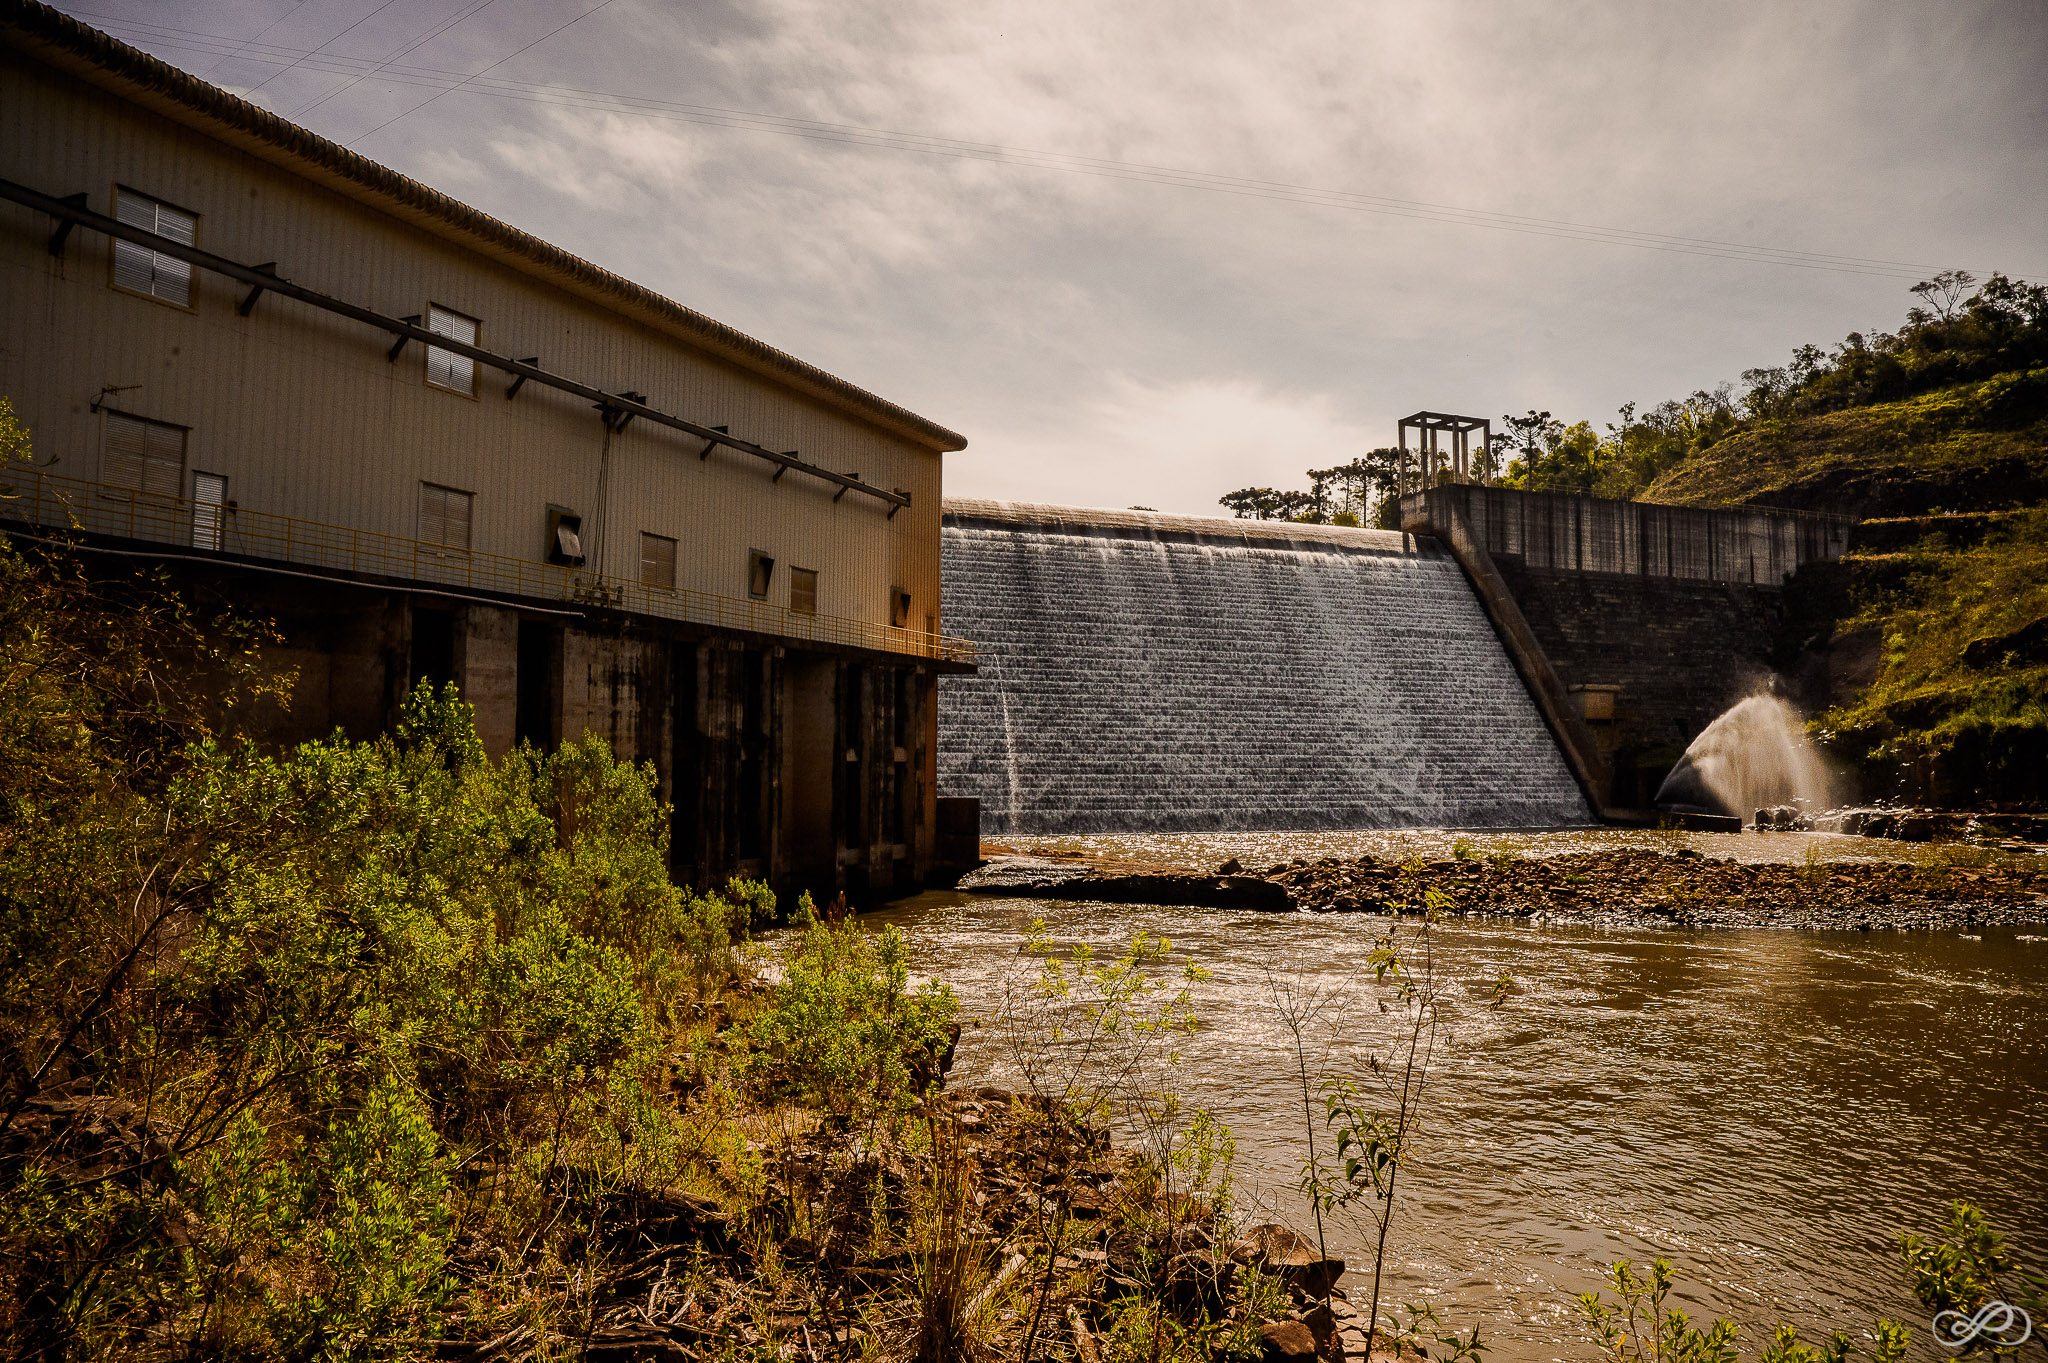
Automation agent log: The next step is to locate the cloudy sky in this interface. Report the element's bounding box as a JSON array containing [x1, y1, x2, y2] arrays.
[[63, 0, 2048, 514]]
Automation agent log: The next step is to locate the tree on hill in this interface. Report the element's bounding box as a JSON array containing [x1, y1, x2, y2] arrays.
[[1498, 271, 2048, 499], [1221, 448, 1406, 525]]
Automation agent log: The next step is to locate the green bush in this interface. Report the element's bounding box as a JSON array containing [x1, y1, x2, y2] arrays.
[[745, 901, 958, 1118]]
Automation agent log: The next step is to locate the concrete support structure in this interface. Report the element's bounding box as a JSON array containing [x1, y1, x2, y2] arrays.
[[18, 552, 951, 901]]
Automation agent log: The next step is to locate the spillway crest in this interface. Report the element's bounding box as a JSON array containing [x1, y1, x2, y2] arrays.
[[938, 500, 1591, 834]]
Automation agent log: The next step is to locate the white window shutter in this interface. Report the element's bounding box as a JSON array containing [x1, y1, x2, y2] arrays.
[[152, 202, 195, 306], [112, 190, 195, 306], [104, 411, 185, 495], [192, 472, 227, 549], [142, 420, 184, 497], [420, 484, 472, 550], [104, 412, 147, 489], [426, 306, 478, 395]]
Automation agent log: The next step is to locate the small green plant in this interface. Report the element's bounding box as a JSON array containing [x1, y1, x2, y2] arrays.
[[1577, 1258, 1741, 1363], [1276, 870, 1456, 1361], [994, 922, 1212, 1363], [1385, 1300, 1488, 1363], [1451, 837, 1478, 861], [1578, 1258, 1918, 1363], [1901, 1200, 2046, 1359], [1797, 843, 1834, 894]]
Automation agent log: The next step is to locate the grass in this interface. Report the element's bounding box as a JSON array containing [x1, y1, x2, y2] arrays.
[[1641, 370, 2048, 516], [1812, 506, 2048, 803]]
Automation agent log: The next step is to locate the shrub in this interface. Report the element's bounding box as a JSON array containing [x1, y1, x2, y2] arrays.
[[745, 901, 958, 1119]]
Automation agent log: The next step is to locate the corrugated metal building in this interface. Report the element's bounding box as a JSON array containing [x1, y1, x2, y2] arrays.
[[0, 1, 976, 897]]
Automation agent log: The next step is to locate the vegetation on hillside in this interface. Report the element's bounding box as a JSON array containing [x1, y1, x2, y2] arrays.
[[1639, 370, 2048, 514], [1217, 271, 2046, 522], [1805, 507, 2048, 805], [1500, 270, 2048, 502]]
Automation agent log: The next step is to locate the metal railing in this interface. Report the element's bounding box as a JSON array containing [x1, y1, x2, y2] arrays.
[[2, 467, 976, 666]]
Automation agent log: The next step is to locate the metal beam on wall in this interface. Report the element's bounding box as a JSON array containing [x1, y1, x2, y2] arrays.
[[2, 176, 911, 510]]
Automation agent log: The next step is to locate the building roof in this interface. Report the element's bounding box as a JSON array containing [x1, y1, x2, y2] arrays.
[[0, 0, 967, 454]]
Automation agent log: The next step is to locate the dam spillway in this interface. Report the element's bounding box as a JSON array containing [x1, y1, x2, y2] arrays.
[[938, 499, 1592, 834]]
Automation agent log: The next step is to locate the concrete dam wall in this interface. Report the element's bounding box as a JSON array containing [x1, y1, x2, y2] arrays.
[[937, 499, 1591, 834], [1398, 486, 1856, 811]]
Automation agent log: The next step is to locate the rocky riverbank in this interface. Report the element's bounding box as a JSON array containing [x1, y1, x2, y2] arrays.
[[452, 1081, 1374, 1363], [959, 848, 2048, 931], [1269, 849, 2048, 929], [957, 856, 1292, 909]]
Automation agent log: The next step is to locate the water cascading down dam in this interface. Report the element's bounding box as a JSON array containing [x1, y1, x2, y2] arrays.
[[938, 499, 1592, 834]]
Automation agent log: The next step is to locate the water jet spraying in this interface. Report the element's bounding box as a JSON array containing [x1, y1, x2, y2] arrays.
[[1656, 694, 1835, 822]]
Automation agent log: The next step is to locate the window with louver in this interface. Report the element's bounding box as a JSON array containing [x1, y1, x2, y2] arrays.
[[111, 189, 195, 307], [191, 471, 227, 550], [425, 305, 478, 395], [790, 567, 818, 615], [640, 533, 676, 589], [103, 411, 186, 498], [419, 482, 473, 552]]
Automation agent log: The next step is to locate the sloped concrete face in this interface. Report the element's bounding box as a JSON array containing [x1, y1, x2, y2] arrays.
[[936, 502, 1590, 835]]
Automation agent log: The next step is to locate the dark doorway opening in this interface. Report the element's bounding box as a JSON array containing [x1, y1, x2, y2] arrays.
[[671, 644, 701, 882], [410, 606, 454, 692], [516, 620, 557, 750], [737, 649, 766, 863], [889, 670, 909, 847], [838, 668, 867, 879]]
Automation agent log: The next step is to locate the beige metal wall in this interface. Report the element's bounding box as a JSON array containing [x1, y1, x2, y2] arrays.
[[0, 49, 947, 636]]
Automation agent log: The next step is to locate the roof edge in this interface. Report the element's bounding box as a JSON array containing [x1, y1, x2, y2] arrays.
[[0, 0, 967, 453]]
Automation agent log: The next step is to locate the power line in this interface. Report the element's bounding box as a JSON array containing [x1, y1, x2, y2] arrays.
[[290, 0, 504, 121], [342, 0, 621, 147], [240, 0, 415, 102], [68, 8, 2037, 283]]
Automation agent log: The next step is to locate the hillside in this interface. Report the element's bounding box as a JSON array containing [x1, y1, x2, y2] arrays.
[[1640, 369, 2048, 517], [1637, 372, 2048, 807]]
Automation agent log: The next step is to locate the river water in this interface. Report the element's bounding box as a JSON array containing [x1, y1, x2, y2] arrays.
[[869, 839, 2048, 1361]]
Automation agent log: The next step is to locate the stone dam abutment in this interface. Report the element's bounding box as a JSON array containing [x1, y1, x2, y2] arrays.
[[935, 499, 1591, 834], [1398, 486, 1854, 812]]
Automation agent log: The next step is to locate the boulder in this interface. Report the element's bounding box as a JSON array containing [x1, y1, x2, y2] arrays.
[[1227, 1225, 1345, 1298], [1260, 1319, 1319, 1363]]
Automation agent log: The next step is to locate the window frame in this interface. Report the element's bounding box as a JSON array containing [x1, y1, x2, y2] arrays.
[[108, 185, 199, 311], [424, 303, 481, 398], [418, 481, 475, 555], [746, 549, 775, 601], [640, 532, 677, 591], [790, 566, 819, 616], [100, 409, 188, 499]]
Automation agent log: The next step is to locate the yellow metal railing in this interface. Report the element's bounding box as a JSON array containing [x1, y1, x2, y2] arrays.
[[3, 467, 976, 666]]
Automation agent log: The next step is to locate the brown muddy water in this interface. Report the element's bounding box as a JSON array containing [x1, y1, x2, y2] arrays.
[[867, 832, 2048, 1362]]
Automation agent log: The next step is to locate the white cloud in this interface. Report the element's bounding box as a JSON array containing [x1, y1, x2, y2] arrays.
[[953, 375, 1381, 516], [85, 0, 2048, 507]]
